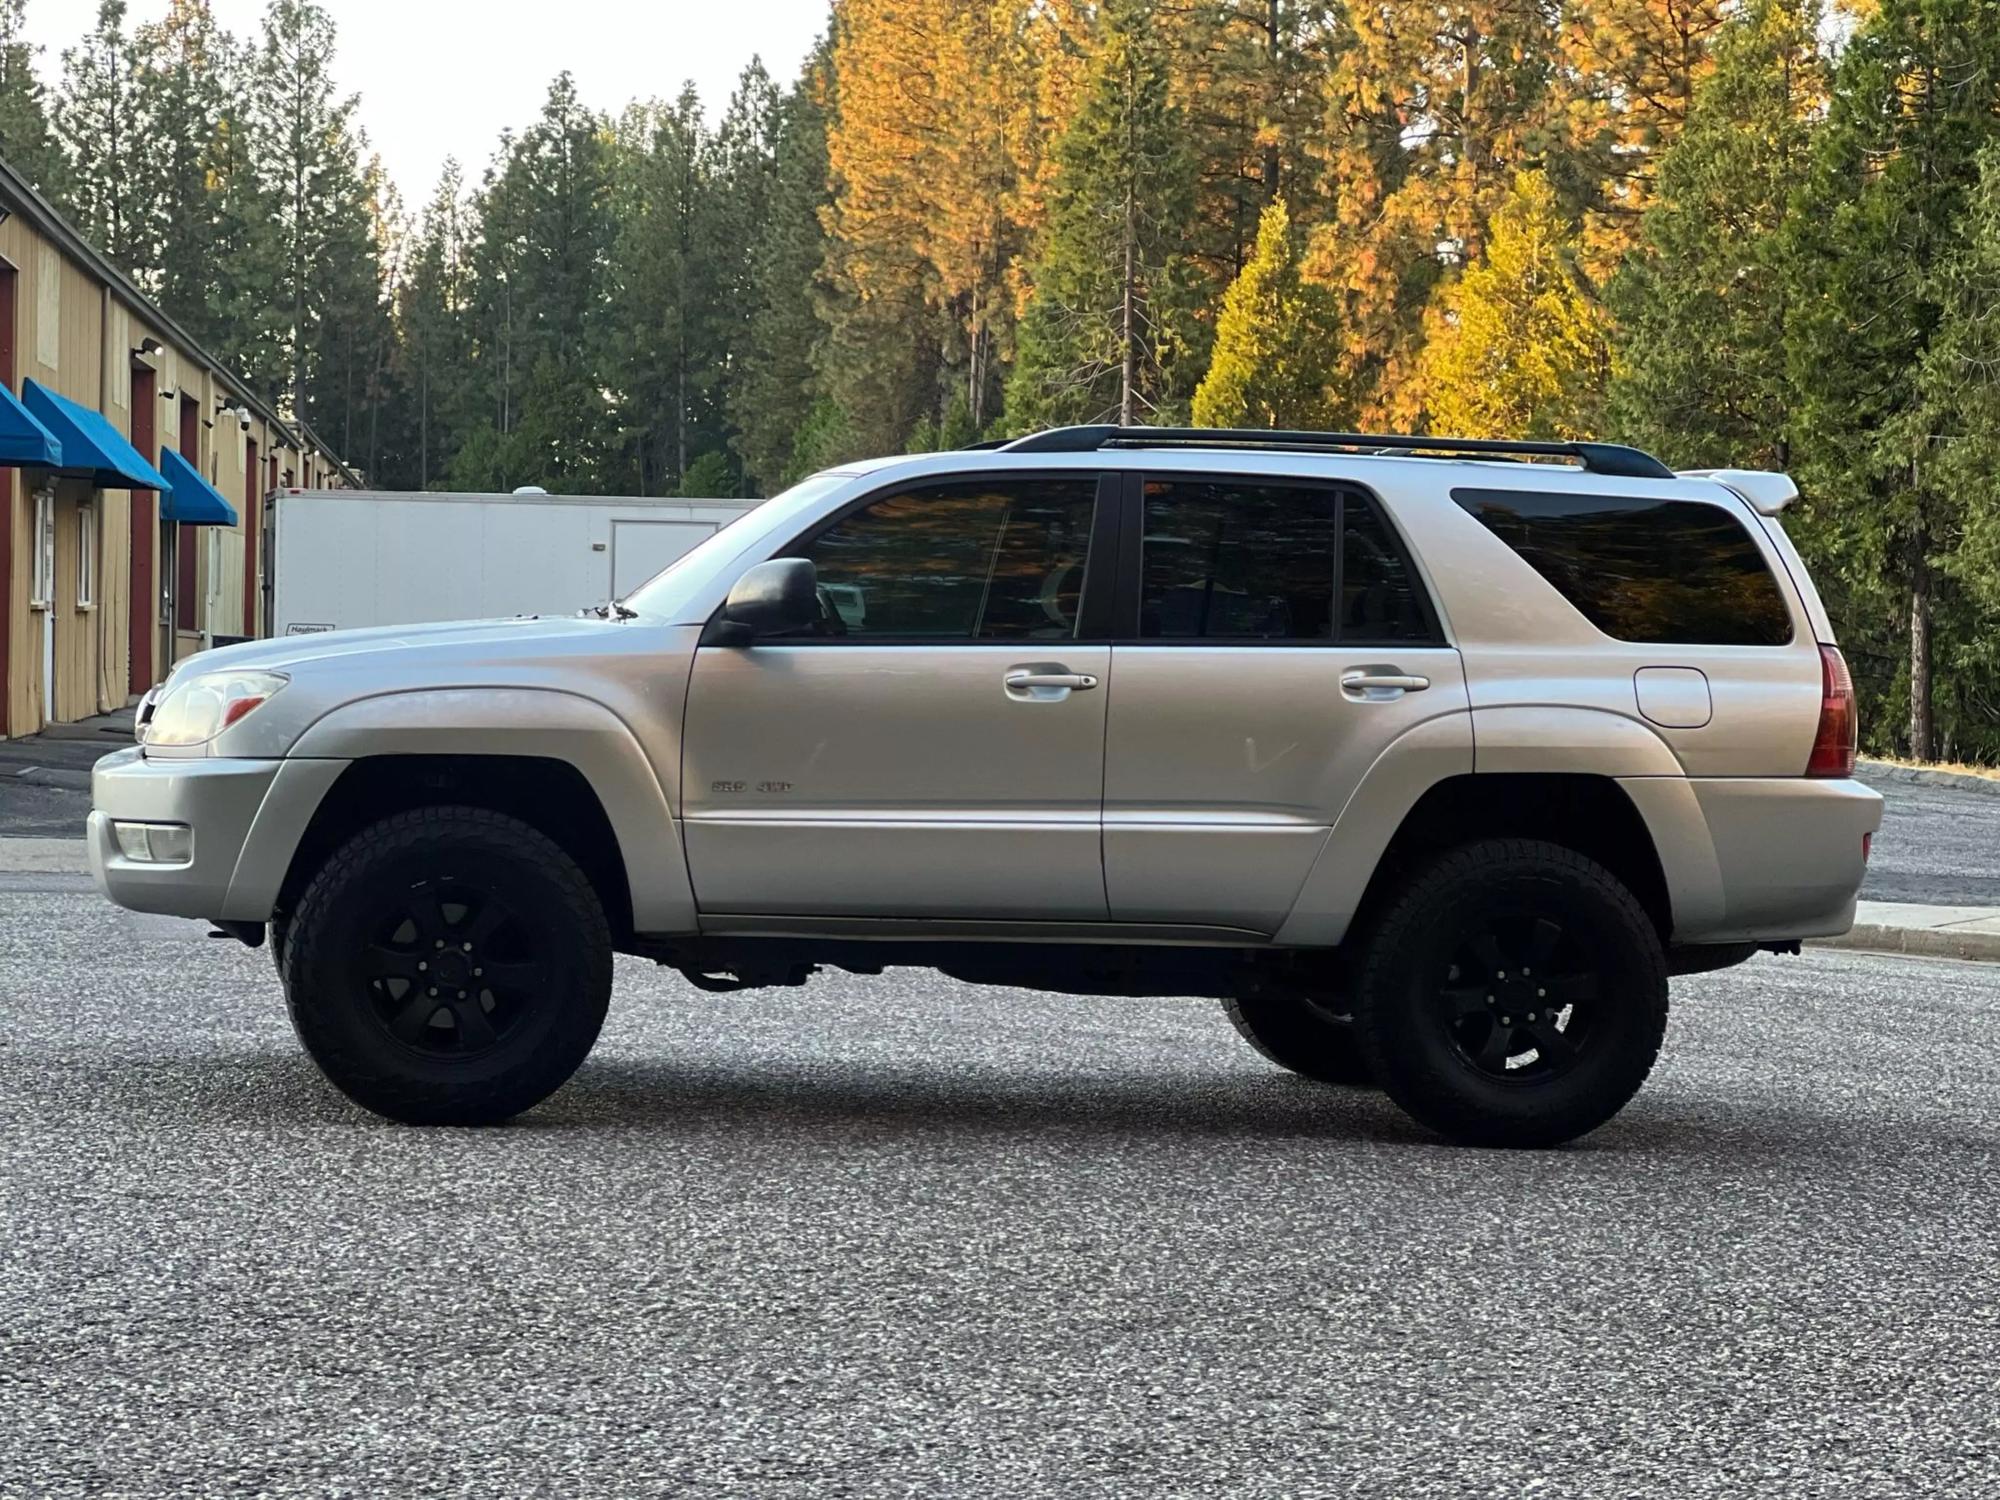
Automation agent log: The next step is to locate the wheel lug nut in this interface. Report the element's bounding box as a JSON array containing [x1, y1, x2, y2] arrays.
[[458, 990, 467, 999], [1537, 988, 1546, 998], [417, 961, 427, 972], [473, 968, 483, 977], [462, 942, 472, 952], [427, 987, 437, 997], [1500, 1015, 1511, 1025], [434, 940, 444, 949], [1497, 970, 1507, 979]]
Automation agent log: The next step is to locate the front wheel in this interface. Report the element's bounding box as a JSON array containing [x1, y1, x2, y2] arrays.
[[1352, 839, 1667, 1148], [1222, 992, 1373, 1085], [283, 806, 612, 1125]]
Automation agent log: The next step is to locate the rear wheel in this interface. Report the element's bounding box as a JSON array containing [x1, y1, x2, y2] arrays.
[[283, 806, 612, 1125], [1352, 839, 1667, 1148], [1223, 992, 1373, 1085]]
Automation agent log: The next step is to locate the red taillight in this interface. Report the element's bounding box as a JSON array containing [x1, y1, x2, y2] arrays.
[[1807, 644, 1856, 777]]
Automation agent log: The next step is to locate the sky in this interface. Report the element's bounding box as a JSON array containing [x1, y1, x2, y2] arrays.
[[22, 0, 830, 203]]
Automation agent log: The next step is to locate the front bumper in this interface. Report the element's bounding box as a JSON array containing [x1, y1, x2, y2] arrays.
[[88, 746, 348, 922]]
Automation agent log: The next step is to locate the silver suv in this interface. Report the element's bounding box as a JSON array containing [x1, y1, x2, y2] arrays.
[[88, 426, 1882, 1146]]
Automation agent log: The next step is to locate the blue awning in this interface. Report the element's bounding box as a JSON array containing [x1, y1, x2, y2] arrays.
[[158, 445, 238, 526], [23, 378, 173, 492], [0, 383, 62, 468]]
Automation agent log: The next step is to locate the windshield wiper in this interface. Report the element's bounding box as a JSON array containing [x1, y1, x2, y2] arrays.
[[583, 599, 639, 620]]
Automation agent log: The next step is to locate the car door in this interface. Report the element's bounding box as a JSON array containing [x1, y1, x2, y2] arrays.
[[681, 472, 1115, 921], [1102, 474, 1469, 932]]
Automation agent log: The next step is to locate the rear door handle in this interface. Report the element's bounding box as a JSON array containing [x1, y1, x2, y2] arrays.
[[1006, 670, 1099, 691], [1341, 669, 1431, 696]]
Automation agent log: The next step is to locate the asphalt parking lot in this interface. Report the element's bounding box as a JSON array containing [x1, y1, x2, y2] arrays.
[[3, 862, 1997, 1498]]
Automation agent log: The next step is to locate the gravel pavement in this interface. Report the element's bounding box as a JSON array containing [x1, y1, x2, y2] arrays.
[[3, 871, 1997, 1498]]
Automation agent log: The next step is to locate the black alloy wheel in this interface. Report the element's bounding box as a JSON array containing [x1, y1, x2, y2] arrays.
[[1351, 838, 1668, 1148], [1435, 914, 1601, 1083], [284, 806, 612, 1125], [358, 877, 546, 1058]]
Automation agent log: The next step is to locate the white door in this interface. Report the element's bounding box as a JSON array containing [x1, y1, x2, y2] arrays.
[[32, 485, 54, 721]]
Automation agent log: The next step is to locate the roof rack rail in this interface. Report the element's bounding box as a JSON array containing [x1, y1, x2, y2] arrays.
[[995, 424, 1676, 481]]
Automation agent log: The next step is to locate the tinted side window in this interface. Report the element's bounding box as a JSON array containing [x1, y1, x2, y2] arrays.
[[1141, 481, 1337, 639], [1139, 480, 1434, 642], [1341, 496, 1432, 642], [1453, 488, 1792, 646], [795, 478, 1096, 639]]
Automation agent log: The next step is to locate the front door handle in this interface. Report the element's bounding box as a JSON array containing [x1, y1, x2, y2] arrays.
[[1341, 668, 1431, 697], [1006, 670, 1099, 692]]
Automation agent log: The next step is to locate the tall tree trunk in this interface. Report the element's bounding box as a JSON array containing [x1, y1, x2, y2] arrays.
[[1120, 179, 1137, 427], [1262, 0, 1281, 201], [1910, 527, 1934, 761]]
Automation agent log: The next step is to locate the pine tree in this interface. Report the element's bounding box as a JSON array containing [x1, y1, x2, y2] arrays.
[[456, 73, 615, 490], [1905, 144, 2000, 762], [0, 0, 67, 198], [246, 0, 376, 430], [1414, 169, 1607, 440], [57, 1, 153, 277], [1306, 3, 1568, 429], [134, 0, 260, 352], [1004, 0, 1197, 431], [731, 46, 835, 491], [398, 160, 474, 488], [1606, 0, 1822, 470], [1557, 0, 1731, 264], [1784, 0, 2000, 760], [1157, 0, 1337, 283], [824, 0, 1041, 440], [1192, 198, 1345, 429]]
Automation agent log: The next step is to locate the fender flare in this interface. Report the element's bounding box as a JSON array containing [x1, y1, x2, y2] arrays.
[[1275, 713, 1475, 947], [1471, 703, 1683, 778], [286, 687, 696, 934]]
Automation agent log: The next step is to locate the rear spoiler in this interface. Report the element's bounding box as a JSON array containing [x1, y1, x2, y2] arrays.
[[1678, 468, 1798, 516]]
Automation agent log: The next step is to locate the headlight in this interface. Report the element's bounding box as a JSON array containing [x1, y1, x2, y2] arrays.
[[143, 670, 289, 747]]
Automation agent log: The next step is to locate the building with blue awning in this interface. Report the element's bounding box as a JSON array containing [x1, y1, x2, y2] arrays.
[[0, 382, 62, 470], [24, 379, 171, 493], [158, 447, 238, 528], [0, 156, 356, 737]]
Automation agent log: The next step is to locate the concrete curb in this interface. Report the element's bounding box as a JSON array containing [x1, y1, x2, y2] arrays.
[[0, 837, 89, 874], [1859, 758, 2000, 797], [2, 765, 92, 790], [1812, 926, 2000, 964]]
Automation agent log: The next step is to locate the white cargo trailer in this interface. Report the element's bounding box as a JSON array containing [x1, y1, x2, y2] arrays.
[[263, 489, 762, 637]]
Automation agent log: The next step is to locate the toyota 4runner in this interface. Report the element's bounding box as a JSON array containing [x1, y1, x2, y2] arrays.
[[88, 426, 1883, 1147]]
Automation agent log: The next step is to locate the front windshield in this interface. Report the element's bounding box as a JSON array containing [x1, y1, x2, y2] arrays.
[[620, 472, 855, 621]]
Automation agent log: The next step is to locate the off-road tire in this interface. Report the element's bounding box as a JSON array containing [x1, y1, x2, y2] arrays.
[[1352, 839, 1668, 1148], [1222, 992, 1373, 1085], [283, 806, 612, 1125]]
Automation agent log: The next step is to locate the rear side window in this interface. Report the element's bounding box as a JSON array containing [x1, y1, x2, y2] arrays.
[[1139, 479, 1433, 642], [1452, 488, 1793, 646]]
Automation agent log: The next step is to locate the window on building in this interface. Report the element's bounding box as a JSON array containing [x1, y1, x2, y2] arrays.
[[790, 478, 1098, 639], [29, 485, 52, 607], [1452, 488, 1793, 646], [1138, 480, 1433, 643], [77, 502, 95, 607]]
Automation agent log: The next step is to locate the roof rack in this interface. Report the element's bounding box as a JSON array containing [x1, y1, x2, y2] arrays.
[[993, 424, 1676, 481]]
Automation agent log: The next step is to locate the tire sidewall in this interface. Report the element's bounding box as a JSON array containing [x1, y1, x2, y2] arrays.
[[285, 809, 612, 1124], [1357, 843, 1667, 1147]]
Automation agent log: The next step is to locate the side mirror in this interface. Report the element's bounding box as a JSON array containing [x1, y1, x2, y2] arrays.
[[709, 558, 819, 645]]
